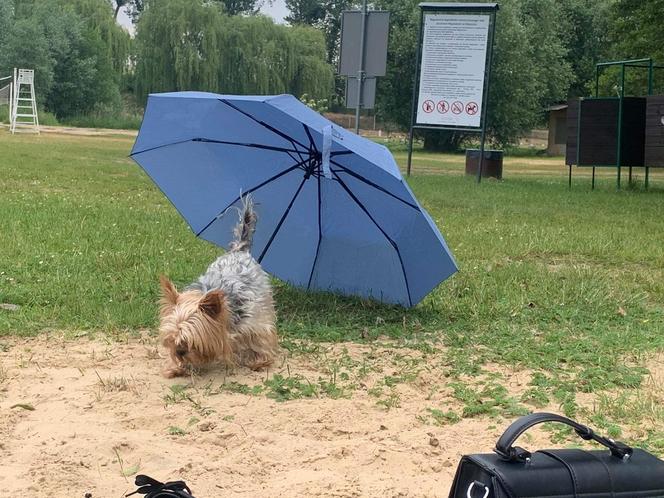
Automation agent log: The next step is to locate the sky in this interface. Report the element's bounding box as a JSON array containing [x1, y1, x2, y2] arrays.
[[117, 0, 289, 34]]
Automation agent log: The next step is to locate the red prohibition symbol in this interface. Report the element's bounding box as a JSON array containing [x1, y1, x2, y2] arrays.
[[436, 100, 449, 114], [422, 100, 435, 113], [451, 101, 464, 115], [466, 101, 479, 115]]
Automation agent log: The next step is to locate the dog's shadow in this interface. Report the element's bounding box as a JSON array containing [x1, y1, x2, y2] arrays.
[[273, 282, 445, 343]]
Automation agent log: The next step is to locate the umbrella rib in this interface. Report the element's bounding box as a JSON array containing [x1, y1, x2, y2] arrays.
[[303, 125, 318, 152], [130, 137, 302, 156], [130, 138, 202, 156], [330, 160, 421, 211], [257, 176, 308, 264], [332, 172, 413, 307], [192, 138, 303, 154], [218, 99, 309, 152], [196, 160, 307, 237], [307, 171, 323, 290]]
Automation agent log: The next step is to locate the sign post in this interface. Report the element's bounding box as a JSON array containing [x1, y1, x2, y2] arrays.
[[406, 2, 498, 182], [339, 8, 390, 130]]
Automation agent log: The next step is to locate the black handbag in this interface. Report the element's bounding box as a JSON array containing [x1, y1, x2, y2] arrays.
[[449, 412, 664, 498]]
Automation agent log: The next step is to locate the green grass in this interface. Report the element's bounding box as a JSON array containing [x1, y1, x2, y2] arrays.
[[0, 105, 141, 129], [59, 111, 143, 130], [1, 131, 664, 441]]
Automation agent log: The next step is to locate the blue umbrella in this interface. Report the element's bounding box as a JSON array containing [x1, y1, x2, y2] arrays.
[[131, 92, 457, 306]]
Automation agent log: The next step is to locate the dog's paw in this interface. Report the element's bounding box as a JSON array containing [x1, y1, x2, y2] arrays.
[[162, 365, 187, 378]]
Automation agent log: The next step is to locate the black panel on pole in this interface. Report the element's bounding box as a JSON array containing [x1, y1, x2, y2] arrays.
[[645, 95, 664, 167]]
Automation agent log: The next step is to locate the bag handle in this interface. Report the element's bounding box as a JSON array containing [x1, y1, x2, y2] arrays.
[[494, 412, 633, 462]]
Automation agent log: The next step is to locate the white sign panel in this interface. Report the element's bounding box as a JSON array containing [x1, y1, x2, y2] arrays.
[[416, 14, 490, 128]]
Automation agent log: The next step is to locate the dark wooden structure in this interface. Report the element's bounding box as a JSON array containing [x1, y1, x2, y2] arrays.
[[565, 58, 664, 189], [565, 97, 646, 167], [645, 95, 664, 167], [465, 149, 503, 179]]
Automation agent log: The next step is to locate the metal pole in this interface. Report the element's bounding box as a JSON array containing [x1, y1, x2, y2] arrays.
[[647, 59, 653, 190], [592, 166, 596, 190], [11, 67, 16, 133], [406, 8, 425, 177], [646, 166, 650, 190], [569, 99, 583, 186], [476, 10, 497, 184], [8, 70, 13, 130], [617, 63, 625, 190], [568, 164, 572, 189], [354, 0, 368, 135]]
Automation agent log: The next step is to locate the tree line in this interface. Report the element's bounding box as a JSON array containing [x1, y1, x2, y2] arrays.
[[1, 0, 663, 148]]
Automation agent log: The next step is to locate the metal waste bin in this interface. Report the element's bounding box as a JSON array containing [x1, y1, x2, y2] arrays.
[[465, 149, 503, 179]]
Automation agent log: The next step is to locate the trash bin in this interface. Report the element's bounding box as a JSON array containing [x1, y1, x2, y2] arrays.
[[465, 149, 503, 179]]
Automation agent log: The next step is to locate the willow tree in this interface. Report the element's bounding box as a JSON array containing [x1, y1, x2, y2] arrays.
[[63, 0, 132, 77], [134, 0, 333, 102]]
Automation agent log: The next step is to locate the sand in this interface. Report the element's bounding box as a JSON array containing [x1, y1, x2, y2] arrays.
[[0, 334, 622, 498]]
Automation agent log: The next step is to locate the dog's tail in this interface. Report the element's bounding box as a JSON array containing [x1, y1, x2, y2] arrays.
[[229, 195, 257, 252]]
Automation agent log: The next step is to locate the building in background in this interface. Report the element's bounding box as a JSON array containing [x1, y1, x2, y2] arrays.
[[546, 104, 568, 156]]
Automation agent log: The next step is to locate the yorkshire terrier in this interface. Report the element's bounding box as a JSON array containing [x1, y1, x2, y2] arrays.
[[158, 197, 279, 378]]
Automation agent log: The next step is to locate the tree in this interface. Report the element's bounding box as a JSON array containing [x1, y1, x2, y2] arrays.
[[558, 0, 611, 98], [0, 0, 130, 118], [285, 0, 325, 26], [214, 0, 264, 16], [0, 0, 13, 51], [605, 0, 664, 95], [0, 17, 55, 104], [134, 0, 333, 101], [610, 0, 664, 61]]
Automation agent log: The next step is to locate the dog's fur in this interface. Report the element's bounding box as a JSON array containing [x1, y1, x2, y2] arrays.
[[158, 197, 278, 378]]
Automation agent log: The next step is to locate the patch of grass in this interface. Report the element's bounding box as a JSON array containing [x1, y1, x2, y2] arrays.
[[375, 390, 401, 410], [216, 381, 263, 396], [162, 383, 214, 415], [167, 425, 187, 436], [641, 431, 664, 454], [95, 371, 138, 394], [263, 374, 348, 401], [520, 386, 550, 408], [163, 384, 190, 405], [59, 111, 143, 130], [451, 382, 529, 418], [426, 408, 461, 425], [263, 374, 318, 401], [112, 446, 140, 481]]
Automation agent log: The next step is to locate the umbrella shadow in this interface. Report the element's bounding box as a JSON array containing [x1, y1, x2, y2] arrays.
[[273, 282, 445, 343]]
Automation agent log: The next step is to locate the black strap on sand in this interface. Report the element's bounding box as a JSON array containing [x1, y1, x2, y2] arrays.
[[125, 474, 196, 498]]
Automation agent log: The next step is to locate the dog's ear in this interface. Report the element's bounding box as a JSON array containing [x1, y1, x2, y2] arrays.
[[159, 276, 179, 317], [199, 290, 225, 318]]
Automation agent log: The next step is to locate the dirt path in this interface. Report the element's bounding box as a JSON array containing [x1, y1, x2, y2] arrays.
[[0, 335, 626, 497]]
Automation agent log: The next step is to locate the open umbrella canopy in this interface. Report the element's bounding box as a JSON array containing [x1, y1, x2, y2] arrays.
[[131, 92, 457, 306]]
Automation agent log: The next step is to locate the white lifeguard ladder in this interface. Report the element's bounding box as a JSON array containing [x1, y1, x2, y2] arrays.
[[9, 68, 40, 134]]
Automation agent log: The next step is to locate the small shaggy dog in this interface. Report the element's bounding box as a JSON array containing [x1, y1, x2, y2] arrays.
[[158, 197, 278, 378]]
